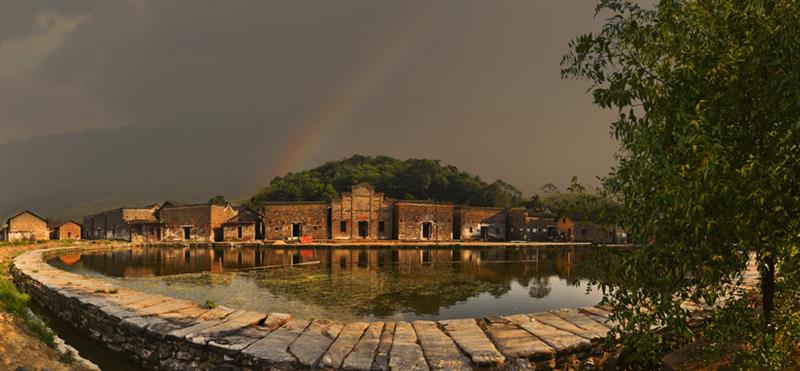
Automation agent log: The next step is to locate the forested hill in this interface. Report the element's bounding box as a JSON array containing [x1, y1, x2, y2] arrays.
[[250, 155, 524, 207]]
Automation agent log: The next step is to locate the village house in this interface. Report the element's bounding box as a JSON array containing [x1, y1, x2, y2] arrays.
[[2, 210, 49, 242], [573, 221, 627, 244], [330, 183, 394, 240], [508, 208, 558, 241], [222, 207, 263, 242], [49, 220, 82, 240], [556, 215, 575, 241], [454, 206, 507, 241], [82, 205, 160, 242], [394, 201, 453, 241], [261, 202, 328, 241], [159, 202, 238, 242]]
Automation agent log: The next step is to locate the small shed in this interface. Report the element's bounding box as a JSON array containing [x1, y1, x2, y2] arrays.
[[223, 208, 262, 241], [51, 220, 82, 240]]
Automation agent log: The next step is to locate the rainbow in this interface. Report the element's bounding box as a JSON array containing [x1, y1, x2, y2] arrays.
[[273, 8, 436, 177]]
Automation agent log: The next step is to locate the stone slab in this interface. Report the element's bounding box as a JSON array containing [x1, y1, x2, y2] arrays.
[[342, 322, 383, 370], [484, 320, 554, 360], [208, 326, 272, 356], [440, 318, 505, 366], [412, 320, 471, 370], [373, 321, 395, 371], [389, 321, 429, 371], [262, 312, 292, 331], [137, 299, 197, 316], [550, 308, 610, 338], [187, 310, 268, 345], [529, 312, 602, 340], [508, 315, 590, 354], [322, 321, 370, 368], [241, 319, 310, 365], [290, 319, 343, 367]]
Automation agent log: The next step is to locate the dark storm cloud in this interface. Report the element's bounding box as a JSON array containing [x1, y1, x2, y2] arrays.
[[0, 1, 618, 219]]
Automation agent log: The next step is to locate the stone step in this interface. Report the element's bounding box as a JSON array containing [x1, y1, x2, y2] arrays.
[[439, 318, 504, 366], [240, 319, 310, 367], [322, 321, 370, 368], [341, 322, 383, 371], [373, 321, 396, 371], [505, 314, 590, 354], [412, 320, 472, 370], [389, 321, 429, 371], [484, 318, 555, 361], [289, 319, 344, 367]]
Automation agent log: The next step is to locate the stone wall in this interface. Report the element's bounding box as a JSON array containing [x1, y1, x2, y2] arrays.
[[455, 206, 507, 241], [394, 202, 453, 241], [262, 202, 329, 241]]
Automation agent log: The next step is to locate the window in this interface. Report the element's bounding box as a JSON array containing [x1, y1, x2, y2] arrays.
[[237, 225, 243, 239], [274, 226, 279, 231], [340, 221, 347, 232], [378, 221, 385, 233]]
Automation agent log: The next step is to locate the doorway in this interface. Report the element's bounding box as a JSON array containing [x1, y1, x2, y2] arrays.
[[357, 221, 369, 238], [480, 226, 488, 241], [422, 222, 433, 239], [183, 226, 192, 240], [292, 223, 302, 238]]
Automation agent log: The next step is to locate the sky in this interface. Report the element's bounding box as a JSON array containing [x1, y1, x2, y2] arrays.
[[0, 1, 619, 219]]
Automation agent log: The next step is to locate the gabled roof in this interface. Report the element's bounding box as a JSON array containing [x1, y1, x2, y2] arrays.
[[6, 210, 47, 224]]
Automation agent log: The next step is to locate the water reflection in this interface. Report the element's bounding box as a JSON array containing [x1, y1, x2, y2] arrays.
[[49, 246, 603, 321]]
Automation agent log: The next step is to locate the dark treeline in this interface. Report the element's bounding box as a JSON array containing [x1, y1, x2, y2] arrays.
[[250, 155, 524, 207]]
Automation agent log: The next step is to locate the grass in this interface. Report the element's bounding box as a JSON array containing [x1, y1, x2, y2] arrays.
[[202, 299, 218, 309], [0, 269, 55, 346]]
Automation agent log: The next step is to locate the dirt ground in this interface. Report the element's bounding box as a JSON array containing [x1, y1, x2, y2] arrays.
[[0, 242, 92, 371]]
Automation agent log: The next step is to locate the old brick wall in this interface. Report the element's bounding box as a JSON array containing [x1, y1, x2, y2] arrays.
[[455, 207, 507, 241], [105, 209, 132, 241], [160, 204, 214, 242], [330, 184, 393, 240], [223, 223, 257, 241], [394, 202, 453, 241], [130, 223, 160, 243], [262, 203, 328, 241], [6, 212, 49, 242], [57, 222, 82, 240]]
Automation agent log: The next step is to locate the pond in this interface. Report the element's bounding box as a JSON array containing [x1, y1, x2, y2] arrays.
[[48, 245, 605, 321]]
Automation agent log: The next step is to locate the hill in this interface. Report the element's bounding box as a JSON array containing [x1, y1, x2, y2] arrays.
[[250, 155, 524, 208]]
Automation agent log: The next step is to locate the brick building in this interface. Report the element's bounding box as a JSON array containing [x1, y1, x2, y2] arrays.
[[3, 210, 49, 242], [556, 215, 575, 241], [330, 183, 394, 240], [223, 207, 263, 242], [394, 201, 453, 241], [454, 206, 507, 241], [158, 202, 237, 242], [82, 205, 160, 241], [507, 208, 557, 241], [573, 221, 627, 244], [51, 220, 82, 240], [261, 202, 328, 241]]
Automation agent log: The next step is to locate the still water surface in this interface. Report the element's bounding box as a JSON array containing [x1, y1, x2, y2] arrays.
[[49, 245, 604, 321]]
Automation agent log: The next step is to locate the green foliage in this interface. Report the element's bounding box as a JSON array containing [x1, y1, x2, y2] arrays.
[[202, 299, 217, 309], [540, 177, 623, 224], [250, 155, 524, 207], [208, 195, 227, 205], [0, 268, 55, 346], [562, 0, 800, 367]]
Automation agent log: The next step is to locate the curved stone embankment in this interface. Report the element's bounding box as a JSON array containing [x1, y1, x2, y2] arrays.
[[11, 245, 759, 371]]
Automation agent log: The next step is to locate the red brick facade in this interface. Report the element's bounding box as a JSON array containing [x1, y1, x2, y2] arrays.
[[261, 202, 328, 241], [394, 201, 453, 241], [56, 221, 82, 240], [330, 183, 393, 240]]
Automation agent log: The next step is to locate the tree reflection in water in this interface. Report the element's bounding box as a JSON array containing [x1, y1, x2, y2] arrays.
[[48, 245, 606, 319]]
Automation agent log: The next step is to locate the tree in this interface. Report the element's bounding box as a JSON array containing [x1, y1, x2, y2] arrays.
[[562, 0, 800, 367], [208, 195, 227, 205]]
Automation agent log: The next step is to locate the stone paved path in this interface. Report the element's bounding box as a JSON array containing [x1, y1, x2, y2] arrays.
[[10, 246, 760, 371]]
